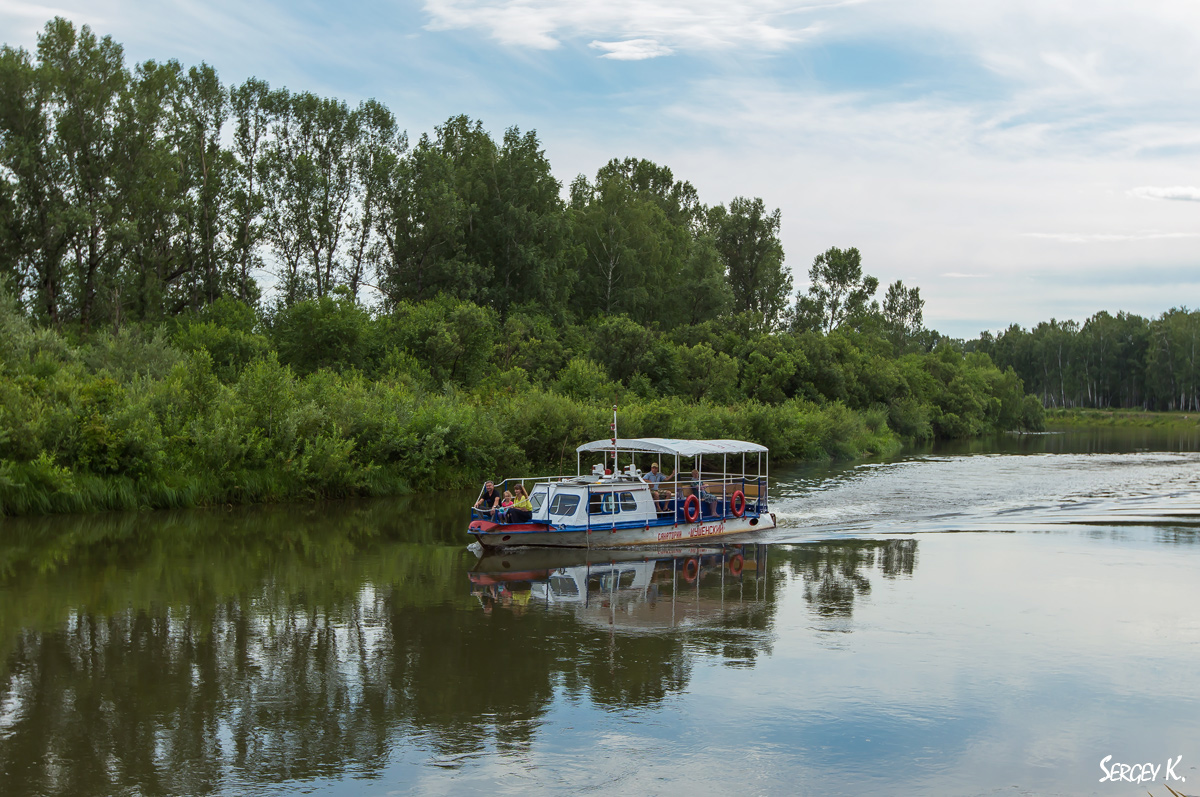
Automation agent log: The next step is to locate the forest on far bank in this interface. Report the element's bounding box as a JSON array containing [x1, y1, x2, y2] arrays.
[[968, 310, 1200, 413], [0, 19, 1048, 516], [0, 17, 1188, 516]]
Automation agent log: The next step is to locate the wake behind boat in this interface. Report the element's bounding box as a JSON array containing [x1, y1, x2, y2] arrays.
[[467, 423, 777, 549]]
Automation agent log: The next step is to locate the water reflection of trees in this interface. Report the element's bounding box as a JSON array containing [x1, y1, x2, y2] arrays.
[[773, 539, 917, 618], [0, 503, 919, 795]]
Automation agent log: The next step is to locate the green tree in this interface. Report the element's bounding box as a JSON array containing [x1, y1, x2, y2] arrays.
[[432, 118, 570, 312], [169, 62, 233, 309], [37, 18, 129, 331], [794, 246, 878, 334], [270, 289, 375, 376], [881, 279, 924, 353], [0, 38, 70, 324], [228, 77, 273, 303], [260, 90, 360, 303], [568, 158, 711, 326], [708, 196, 791, 330], [345, 99, 399, 302], [375, 133, 470, 304], [1146, 308, 1200, 411]]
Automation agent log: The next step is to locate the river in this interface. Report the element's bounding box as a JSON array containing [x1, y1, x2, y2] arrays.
[[0, 427, 1198, 796]]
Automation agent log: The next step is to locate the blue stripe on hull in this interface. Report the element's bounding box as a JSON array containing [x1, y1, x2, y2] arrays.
[[470, 513, 776, 549]]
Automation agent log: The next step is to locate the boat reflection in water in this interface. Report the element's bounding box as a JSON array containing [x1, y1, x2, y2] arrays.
[[470, 544, 772, 630]]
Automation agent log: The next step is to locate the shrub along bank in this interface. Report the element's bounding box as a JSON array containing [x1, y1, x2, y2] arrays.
[[0, 292, 1042, 517]]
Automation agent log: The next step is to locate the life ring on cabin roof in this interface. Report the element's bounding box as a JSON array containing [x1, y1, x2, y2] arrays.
[[684, 495, 701, 523], [683, 558, 699, 582], [728, 554, 744, 577], [731, 490, 746, 517]]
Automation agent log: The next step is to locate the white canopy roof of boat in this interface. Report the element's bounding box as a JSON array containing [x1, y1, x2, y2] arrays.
[[576, 438, 768, 457]]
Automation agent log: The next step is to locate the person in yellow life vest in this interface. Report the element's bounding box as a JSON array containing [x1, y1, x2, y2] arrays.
[[506, 484, 534, 522]]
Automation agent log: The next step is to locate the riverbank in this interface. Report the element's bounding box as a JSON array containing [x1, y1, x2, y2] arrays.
[[1045, 408, 1200, 427], [0, 391, 902, 517], [0, 291, 1039, 518]]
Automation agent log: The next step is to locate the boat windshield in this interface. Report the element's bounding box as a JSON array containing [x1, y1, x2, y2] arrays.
[[549, 494, 580, 516]]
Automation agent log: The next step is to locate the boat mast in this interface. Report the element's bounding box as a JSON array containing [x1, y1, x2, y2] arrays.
[[610, 403, 618, 473]]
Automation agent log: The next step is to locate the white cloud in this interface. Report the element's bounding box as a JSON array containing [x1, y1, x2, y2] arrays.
[[421, 0, 829, 53], [1022, 232, 1200, 243], [589, 39, 674, 61], [1129, 186, 1200, 202]]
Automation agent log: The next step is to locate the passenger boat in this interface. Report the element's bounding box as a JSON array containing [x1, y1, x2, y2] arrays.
[[467, 427, 777, 549]]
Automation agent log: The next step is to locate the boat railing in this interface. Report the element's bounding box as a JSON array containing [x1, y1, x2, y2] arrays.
[[469, 473, 567, 522], [650, 473, 769, 519], [470, 471, 768, 525]]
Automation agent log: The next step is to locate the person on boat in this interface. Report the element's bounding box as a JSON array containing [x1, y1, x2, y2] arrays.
[[643, 462, 675, 512], [474, 480, 502, 519], [506, 484, 534, 523], [496, 490, 514, 521], [689, 469, 718, 517]]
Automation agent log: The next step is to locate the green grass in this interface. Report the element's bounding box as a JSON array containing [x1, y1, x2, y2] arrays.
[[1045, 408, 1200, 428]]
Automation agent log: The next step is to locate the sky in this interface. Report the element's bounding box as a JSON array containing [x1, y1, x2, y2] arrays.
[[2, 0, 1198, 338]]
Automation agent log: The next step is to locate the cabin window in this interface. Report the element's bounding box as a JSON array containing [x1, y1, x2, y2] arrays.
[[591, 569, 639, 591], [530, 491, 545, 512], [588, 492, 619, 515], [619, 492, 638, 511], [549, 575, 579, 596], [549, 494, 580, 516]]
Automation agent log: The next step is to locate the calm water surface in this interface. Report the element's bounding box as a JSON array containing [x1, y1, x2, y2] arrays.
[[1, 428, 1199, 796]]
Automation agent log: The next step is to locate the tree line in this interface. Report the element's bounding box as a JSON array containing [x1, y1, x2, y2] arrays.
[[0, 19, 1053, 516], [969, 309, 1200, 412], [1, 18, 929, 346]]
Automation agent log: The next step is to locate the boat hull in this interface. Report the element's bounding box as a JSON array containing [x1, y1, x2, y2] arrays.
[[469, 512, 776, 549]]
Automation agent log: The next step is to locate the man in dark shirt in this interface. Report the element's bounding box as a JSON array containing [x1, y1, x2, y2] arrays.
[[474, 480, 502, 519]]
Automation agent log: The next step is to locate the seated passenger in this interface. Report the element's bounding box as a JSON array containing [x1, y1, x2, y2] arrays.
[[474, 480, 502, 519], [644, 462, 674, 513], [689, 469, 718, 517], [507, 484, 534, 523], [496, 490, 514, 521]]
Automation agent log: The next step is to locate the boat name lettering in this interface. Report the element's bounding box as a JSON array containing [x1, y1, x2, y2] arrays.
[[657, 529, 683, 541], [688, 522, 725, 538]]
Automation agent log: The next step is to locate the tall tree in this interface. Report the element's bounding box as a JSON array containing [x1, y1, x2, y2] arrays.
[[794, 246, 878, 334], [568, 165, 687, 323], [0, 38, 69, 323], [345, 98, 399, 302], [881, 279, 924, 353], [169, 62, 231, 309], [375, 133, 469, 305], [112, 57, 180, 324], [482, 126, 569, 311], [38, 17, 129, 331], [708, 196, 791, 330], [259, 90, 360, 304], [568, 157, 723, 327], [1146, 308, 1200, 411], [228, 77, 272, 303]]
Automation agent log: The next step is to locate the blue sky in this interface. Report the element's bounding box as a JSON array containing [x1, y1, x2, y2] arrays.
[[3, 0, 1198, 337]]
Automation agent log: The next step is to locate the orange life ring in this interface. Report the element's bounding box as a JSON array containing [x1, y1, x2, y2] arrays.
[[731, 490, 746, 517], [684, 495, 701, 523], [683, 558, 699, 582], [728, 554, 744, 576]]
